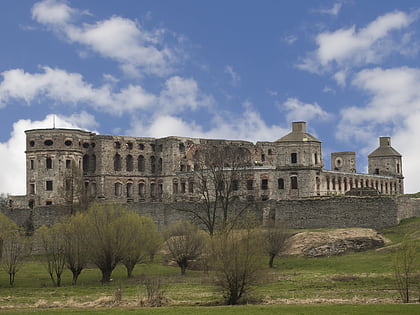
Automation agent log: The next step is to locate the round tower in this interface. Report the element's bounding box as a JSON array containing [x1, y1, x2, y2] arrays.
[[25, 128, 94, 207]]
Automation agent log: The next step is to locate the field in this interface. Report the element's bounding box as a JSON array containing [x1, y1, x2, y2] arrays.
[[0, 218, 419, 314]]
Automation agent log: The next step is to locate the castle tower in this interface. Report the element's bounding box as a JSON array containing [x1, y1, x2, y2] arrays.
[[330, 152, 356, 172], [25, 129, 94, 208], [368, 137, 403, 177]]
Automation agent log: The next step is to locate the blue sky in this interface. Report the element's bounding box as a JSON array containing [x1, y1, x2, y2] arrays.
[[1, 0, 420, 195]]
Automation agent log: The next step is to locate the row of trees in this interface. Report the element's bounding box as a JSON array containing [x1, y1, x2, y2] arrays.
[[37, 204, 162, 285]]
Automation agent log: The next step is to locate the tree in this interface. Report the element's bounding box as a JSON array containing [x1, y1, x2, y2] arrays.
[[263, 221, 290, 268], [211, 217, 265, 305], [36, 224, 66, 287], [62, 213, 89, 285], [178, 144, 254, 235], [121, 214, 163, 278], [0, 214, 30, 286], [393, 237, 419, 303], [83, 203, 135, 283], [165, 221, 205, 275]]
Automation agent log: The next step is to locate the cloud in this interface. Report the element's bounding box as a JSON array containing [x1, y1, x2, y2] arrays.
[[0, 113, 97, 195], [281, 97, 332, 123], [298, 11, 417, 73], [337, 66, 420, 193], [224, 65, 241, 86], [128, 104, 289, 143], [317, 2, 343, 16], [0, 67, 209, 115], [283, 34, 298, 45], [32, 0, 177, 76]]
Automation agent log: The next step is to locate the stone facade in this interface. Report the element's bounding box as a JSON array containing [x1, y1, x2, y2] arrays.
[[8, 121, 404, 209]]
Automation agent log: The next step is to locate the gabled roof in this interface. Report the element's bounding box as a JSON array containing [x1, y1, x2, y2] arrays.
[[368, 137, 401, 157]]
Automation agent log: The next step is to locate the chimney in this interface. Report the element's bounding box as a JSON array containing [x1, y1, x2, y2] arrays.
[[379, 137, 391, 147], [292, 121, 306, 133]]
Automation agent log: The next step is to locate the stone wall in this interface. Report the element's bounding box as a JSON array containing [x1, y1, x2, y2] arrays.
[[2, 196, 419, 232]]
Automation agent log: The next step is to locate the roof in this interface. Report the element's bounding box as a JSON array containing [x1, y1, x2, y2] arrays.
[[368, 146, 401, 158], [276, 130, 321, 143]]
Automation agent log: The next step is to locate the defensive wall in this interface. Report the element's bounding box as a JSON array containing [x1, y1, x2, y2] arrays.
[[2, 195, 420, 232]]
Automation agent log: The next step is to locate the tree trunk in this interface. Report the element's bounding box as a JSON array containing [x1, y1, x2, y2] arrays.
[[101, 268, 113, 283], [9, 272, 15, 287], [71, 269, 82, 285], [56, 274, 62, 287], [268, 253, 275, 268], [126, 264, 134, 278]]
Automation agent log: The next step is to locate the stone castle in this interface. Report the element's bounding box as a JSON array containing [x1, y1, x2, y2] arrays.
[[9, 121, 404, 210]]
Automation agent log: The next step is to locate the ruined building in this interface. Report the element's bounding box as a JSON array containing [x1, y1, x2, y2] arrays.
[[9, 121, 404, 209]]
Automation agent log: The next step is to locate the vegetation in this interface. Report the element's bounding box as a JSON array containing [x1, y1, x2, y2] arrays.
[[0, 213, 419, 312], [263, 220, 290, 268], [165, 220, 205, 275]]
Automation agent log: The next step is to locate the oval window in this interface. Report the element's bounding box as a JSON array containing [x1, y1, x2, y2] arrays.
[[83, 143, 89, 148], [29, 140, 35, 147], [64, 140, 73, 146], [44, 140, 53, 146]]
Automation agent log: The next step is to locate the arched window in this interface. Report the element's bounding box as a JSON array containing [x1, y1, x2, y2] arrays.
[[83, 154, 89, 173], [151, 156, 156, 173], [158, 158, 163, 173], [114, 154, 122, 171], [126, 155, 133, 171], [138, 155, 145, 172], [126, 182, 133, 197], [291, 176, 298, 189], [138, 182, 146, 198], [114, 182, 122, 196], [91, 154, 96, 172]]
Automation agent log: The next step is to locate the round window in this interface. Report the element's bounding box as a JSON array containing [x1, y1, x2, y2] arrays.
[[44, 140, 53, 146], [29, 140, 35, 147], [64, 140, 73, 146]]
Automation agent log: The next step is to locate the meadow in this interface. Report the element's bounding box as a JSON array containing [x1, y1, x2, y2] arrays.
[[0, 218, 419, 314]]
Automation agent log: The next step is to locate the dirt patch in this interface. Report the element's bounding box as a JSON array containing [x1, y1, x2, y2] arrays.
[[283, 228, 390, 257]]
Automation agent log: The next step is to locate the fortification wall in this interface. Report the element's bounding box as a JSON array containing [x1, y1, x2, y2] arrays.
[[273, 196, 399, 230], [2, 196, 419, 232]]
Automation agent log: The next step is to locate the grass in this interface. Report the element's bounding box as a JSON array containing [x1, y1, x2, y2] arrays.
[[0, 217, 419, 313]]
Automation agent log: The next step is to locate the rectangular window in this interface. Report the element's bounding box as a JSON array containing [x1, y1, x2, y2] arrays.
[[278, 178, 284, 189], [261, 154, 265, 162], [173, 182, 178, 194], [232, 179, 239, 191], [247, 179, 253, 190], [189, 181, 194, 193], [261, 179, 268, 190], [291, 153, 297, 164], [181, 182, 186, 193], [46, 158, 53, 169], [66, 159, 71, 169], [46, 180, 53, 191], [46, 201, 52, 206], [30, 159, 35, 170], [30, 183, 35, 194]]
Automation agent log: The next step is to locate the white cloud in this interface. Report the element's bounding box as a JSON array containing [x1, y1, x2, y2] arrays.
[[298, 11, 416, 73], [224, 65, 241, 86], [128, 104, 289, 143], [32, 0, 76, 25], [317, 2, 343, 16], [32, 0, 176, 76], [0, 67, 209, 116], [282, 97, 332, 123], [283, 34, 298, 45], [333, 69, 348, 87], [0, 113, 97, 195], [337, 66, 420, 193]]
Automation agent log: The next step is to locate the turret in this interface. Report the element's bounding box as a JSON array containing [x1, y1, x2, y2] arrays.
[[368, 137, 402, 177]]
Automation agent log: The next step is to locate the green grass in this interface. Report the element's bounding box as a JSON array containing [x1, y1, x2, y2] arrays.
[[0, 218, 419, 312], [1, 304, 420, 315]]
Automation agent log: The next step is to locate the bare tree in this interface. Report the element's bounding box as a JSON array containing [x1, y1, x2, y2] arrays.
[[211, 215, 265, 305], [178, 144, 254, 235], [165, 221, 205, 275], [36, 224, 66, 287], [263, 221, 290, 268], [393, 237, 419, 303]]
